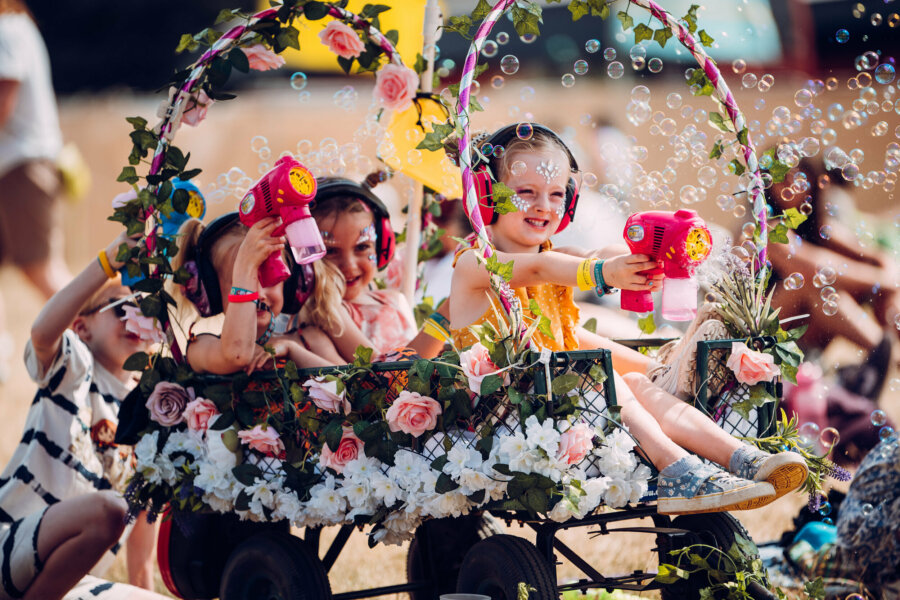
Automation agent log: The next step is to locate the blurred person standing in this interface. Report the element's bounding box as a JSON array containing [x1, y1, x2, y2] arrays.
[[0, 0, 72, 382]]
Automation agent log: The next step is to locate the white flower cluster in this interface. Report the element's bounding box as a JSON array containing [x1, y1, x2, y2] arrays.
[[132, 416, 652, 544]]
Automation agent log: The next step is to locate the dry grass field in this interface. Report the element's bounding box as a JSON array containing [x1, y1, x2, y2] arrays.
[[0, 75, 896, 597]]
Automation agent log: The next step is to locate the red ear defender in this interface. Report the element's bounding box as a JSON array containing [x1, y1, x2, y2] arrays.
[[556, 176, 580, 233], [471, 167, 497, 225], [375, 215, 395, 270]]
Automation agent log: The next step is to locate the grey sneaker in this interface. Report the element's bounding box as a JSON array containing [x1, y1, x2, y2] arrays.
[[729, 446, 808, 501], [657, 455, 775, 515]]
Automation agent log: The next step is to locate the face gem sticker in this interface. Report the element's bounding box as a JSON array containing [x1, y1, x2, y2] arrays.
[[535, 160, 561, 184], [511, 194, 531, 212], [356, 224, 377, 244]]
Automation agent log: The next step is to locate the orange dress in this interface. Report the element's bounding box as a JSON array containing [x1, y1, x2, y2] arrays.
[[450, 241, 580, 352]]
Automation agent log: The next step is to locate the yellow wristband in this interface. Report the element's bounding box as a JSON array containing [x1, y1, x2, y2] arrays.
[[576, 258, 596, 291], [97, 249, 117, 279], [422, 318, 451, 342]]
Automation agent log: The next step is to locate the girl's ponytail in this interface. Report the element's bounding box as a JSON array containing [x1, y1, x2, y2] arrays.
[[300, 260, 346, 337]]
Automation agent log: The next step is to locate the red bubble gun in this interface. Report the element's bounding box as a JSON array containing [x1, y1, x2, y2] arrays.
[[621, 209, 712, 321], [238, 156, 325, 287]]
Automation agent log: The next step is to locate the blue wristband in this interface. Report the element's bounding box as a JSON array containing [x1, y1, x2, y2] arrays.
[[593, 259, 616, 297]]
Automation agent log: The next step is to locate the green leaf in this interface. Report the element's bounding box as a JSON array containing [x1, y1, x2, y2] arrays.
[[180, 168, 202, 181], [682, 4, 700, 33], [323, 420, 343, 452], [588, 363, 607, 385], [232, 463, 263, 486], [416, 120, 455, 152], [491, 181, 517, 214], [774, 340, 803, 367], [511, 4, 542, 37], [302, 1, 330, 20], [116, 166, 139, 185], [123, 352, 149, 371], [637, 313, 656, 335], [480, 373, 504, 396], [583, 317, 597, 334], [551, 373, 580, 396], [229, 48, 250, 73], [435, 472, 460, 494], [728, 159, 746, 176], [568, 0, 589, 21], [444, 15, 474, 39], [527, 299, 554, 340], [769, 223, 789, 244], [709, 140, 724, 160], [708, 111, 734, 133], [485, 253, 514, 282], [139, 295, 163, 319], [125, 116, 148, 131], [655, 563, 689, 584], [360, 3, 391, 19], [782, 207, 807, 229], [698, 29, 715, 47], [731, 385, 776, 420], [803, 576, 825, 600], [634, 23, 653, 44], [175, 33, 199, 54], [737, 127, 749, 146], [472, 0, 492, 20], [616, 10, 634, 30], [653, 27, 673, 48]]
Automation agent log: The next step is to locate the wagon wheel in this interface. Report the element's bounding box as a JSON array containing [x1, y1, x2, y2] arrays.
[[406, 513, 503, 600], [656, 512, 770, 600], [220, 530, 331, 600], [456, 534, 556, 600]]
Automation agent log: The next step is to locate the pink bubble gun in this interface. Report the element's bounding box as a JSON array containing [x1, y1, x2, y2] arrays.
[[238, 156, 325, 287], [621, 209, 712, 321]]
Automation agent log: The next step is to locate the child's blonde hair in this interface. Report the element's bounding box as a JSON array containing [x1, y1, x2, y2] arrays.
[[496, 128, 571, 181], [299, 260, 346, 336]]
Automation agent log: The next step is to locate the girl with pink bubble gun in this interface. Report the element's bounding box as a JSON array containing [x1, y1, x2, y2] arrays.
[[448, 122, 808, 515]]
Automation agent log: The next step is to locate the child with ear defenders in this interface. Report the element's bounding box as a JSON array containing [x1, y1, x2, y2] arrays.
[[309, 177, 423, 357], [0, 229, 171, 599], [449, 124, 808, 515], [174, 213, 371, 374]]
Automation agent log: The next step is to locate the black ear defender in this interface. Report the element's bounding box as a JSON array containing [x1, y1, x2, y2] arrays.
[[470, 123, 580, 232], [311, 178, 396, 270], [193, 211, 241, 317]]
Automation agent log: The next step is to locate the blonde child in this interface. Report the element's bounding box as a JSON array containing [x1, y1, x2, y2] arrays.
[[309, 178, 419, 356], [449, 124, 808, 515], [2, 230, 171, 599], [174, 213, 370, 374]]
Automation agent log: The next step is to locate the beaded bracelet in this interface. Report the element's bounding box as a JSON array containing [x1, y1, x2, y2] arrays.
[[593, 259, 616, 298]]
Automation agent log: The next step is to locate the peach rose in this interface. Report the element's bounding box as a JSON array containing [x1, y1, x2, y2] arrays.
[[373, 63, 419, 113], [120, 305, 165, 344], [318, 20, 365, 59], [459, 342, 509, 395], [385, 391, 442, 437], [182, 89, 213, 127], [557, 422, 595, 465], [145, 382, 190, 427], [242, 44, 285, 71], [303, 377, 350, 414], [725, 342, 780, 386], [111, 189, 137, 209], [238, 424, 285, 457], [319, 427, 363, 474], [182, 398, 220, 432]]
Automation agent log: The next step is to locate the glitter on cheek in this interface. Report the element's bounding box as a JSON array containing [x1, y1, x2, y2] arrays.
[[367, 254, 376, 262], [555, 203, 566, 218], [511, 194, 531, 212]]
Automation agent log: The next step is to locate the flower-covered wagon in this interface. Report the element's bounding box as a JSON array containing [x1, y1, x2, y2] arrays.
[[106, 1, 851, 599]]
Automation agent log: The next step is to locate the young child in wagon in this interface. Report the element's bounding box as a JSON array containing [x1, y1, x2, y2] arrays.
[[0, 229, 172, 599], [449, 123, 808, 515]]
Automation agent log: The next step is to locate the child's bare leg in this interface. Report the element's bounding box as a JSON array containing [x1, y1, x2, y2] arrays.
[[298, 326, 344, 364], [622, 372, 742, 468], [26, 491, 126, 600], [614, 372, 688, 470]]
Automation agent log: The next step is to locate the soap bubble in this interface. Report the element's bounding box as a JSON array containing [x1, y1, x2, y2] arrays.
[[818, 500, 832, 516], [491, 75, 505, 89], [520, 86, 535, 102], [648, 58, 664, 73], [585, 39, 601, 53], [500, 55, 520, 75], [758, 74, 775, 92], [871, 409, 887, 427], [561, 73, 576, 88], [603, 47, 617, 61], [509, 160, 527, 176], [859, 51, 881, 70], [880, 426, 895, 441], [732, 59, 747, 74], [631, 85, 651, 104], [666, 93, 683, 109], [784, 273, 805, 290], [607, 62, 625, 79], [290, 72, 308, 91], [698, 166, 717, 187], [496, 31, 510, 45], [820, 427, 840, 448], [516, 122, 533, 140], [835, 29, 850, 43], [860, 504, 874, 517], [875, 64, 896, 84], [742, 73, 758, 88], [629, 44, 647, 61], [794, 89, 814, 108], [799, 422, 820, 445], [819, 225, 833, 239], [250, 135, 269, 153], [574, 59, 589, 75], [823, 299, 839, 315], [481, 40, 498, 58], [520, 33, 537, 44]]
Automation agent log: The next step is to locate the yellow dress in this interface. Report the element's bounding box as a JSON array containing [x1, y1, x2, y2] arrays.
[[450, 241, 580, 352]]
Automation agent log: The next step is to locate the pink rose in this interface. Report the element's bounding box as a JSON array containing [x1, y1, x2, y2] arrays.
[[385, 391, 442, 437], [112, 189, 137, 209], [121, 305, 165, 344], [182, 397, 220, 432], [182, 89, 213, 127], [242, 44, 285, 71], [238, 424, 285, 457], [318, 20, 365, 59], [373, 64, 419, 113], [557, 422, 595, 465], [459, 342, 509, 395], [725, 342, 781, 386], [319, 427, 363, 474], [303, 377, 350, 414], [145, 382, 190, 427]]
